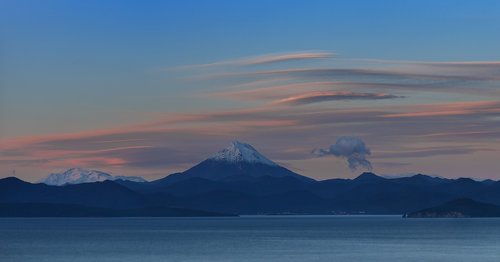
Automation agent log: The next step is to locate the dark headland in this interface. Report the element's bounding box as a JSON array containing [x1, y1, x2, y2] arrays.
[[404, 198, 500, 218]]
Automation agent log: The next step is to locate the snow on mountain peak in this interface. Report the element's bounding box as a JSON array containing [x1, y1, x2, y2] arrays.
[[210, 141, 277, 166], [40, 168, 146, 186]]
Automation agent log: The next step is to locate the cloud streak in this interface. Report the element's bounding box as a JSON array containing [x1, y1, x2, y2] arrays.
[[179, 51, 334, 69], [275, 91, 403, 105], [382, 101, 500, 118], [3, 52, 500, 180], [373, 146, 493, 159], [1, 99, 498, 180], [216, 67, 500, 82], [242, 52, 334, 65]]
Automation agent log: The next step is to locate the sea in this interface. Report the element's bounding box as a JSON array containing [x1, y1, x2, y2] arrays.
[[1, 215, 499, 262]]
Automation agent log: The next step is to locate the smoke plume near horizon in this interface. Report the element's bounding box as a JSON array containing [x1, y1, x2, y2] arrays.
[[313, 137, 373, 171]]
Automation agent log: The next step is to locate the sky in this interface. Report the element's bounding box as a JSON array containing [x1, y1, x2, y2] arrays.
[[1, 0, 499, 182]]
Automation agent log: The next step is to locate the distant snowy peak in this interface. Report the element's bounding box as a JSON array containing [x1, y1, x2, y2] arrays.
[[41, 168, 146, 186], [209, 141, 277, 166], [113, 176, 147, 183]]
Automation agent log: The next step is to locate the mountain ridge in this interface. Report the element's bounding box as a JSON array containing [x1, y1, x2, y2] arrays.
[[4, 171, 500, 215], [40, 168, 147, 186], [3, 141, 500, 216], [405, 198, 500, 218]]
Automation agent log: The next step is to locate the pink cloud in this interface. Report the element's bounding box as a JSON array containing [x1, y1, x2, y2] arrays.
[[1, 97, 499, 180], [383, 101, 500, 118], [209, 81, 341, 100]]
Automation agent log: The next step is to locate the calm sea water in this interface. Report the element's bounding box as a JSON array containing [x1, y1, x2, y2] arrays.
[[1, 215, 499, 262]]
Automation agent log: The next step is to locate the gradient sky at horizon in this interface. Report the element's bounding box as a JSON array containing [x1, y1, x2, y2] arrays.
[[1, 0, 500, 181]]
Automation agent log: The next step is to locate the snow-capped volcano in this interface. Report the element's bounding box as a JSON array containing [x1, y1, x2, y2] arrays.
[[166, 141, 314, 182], [210, 141, 277, 166], [40, 168, 146, 186]]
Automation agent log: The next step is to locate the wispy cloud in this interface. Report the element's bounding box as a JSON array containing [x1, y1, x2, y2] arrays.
[[241, 51, 334, 65], [231, 67, 500, 81], [2, 98, 498, 174], [209, 80, 500, 103], [337, 58, 500, 67], [3, 52, 500, 180], [208, 81, 340, 100], [373, 146, 494, 159], [275, 91, 403, 105], [382, 101, 500, 118], [178, 51, 334, 69]]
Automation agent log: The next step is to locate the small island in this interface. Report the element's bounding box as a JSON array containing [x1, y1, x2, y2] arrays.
[[404, 198, 500, 218]]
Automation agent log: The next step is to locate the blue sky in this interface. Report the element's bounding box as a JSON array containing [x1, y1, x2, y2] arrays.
[[1, 0, 499, 181]]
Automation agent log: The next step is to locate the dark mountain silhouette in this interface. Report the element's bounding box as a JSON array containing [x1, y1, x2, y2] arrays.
[[0, 177, 145, 209], [2, 142, 500, 216], [3, 172, 500, 215], [191, 141, 313, 182], [119, 171, 500, 214], [473, 181, 500, 205], [125, 141, 314, 191], [405, 198, 500, 218]]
